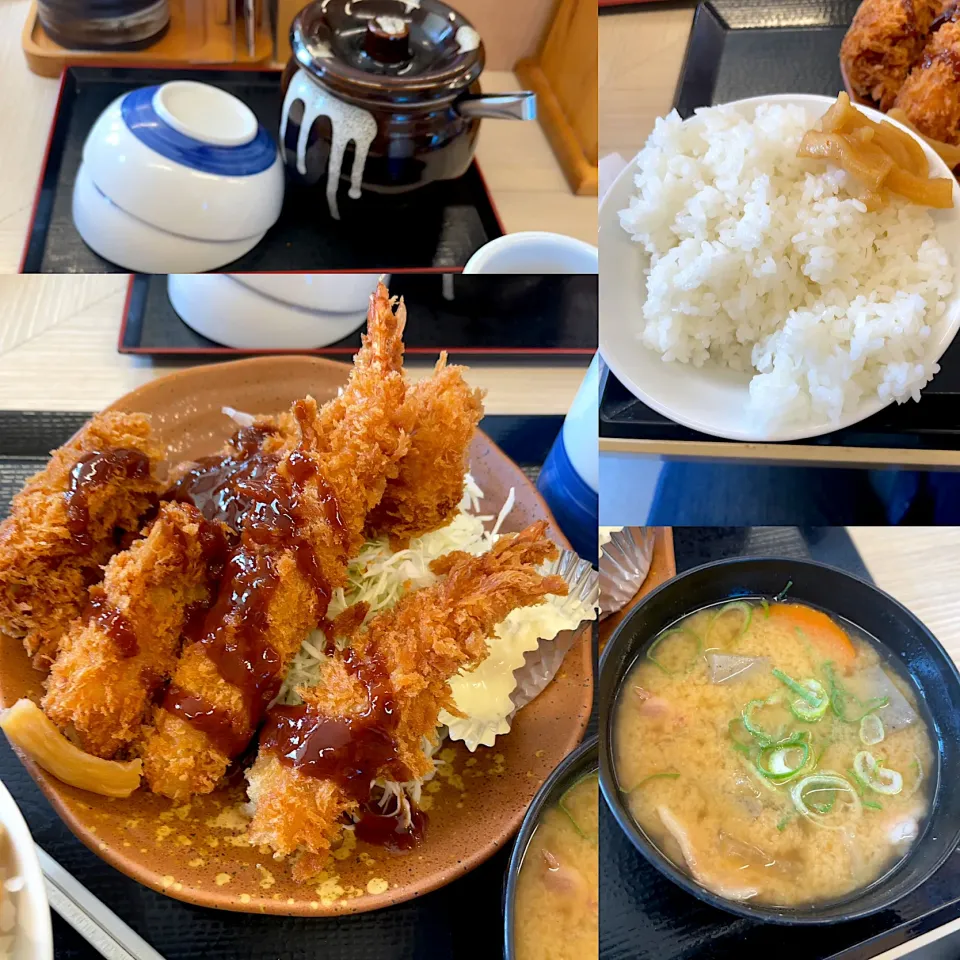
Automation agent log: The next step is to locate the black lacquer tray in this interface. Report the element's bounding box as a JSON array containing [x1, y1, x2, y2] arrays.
[[599, 0, 960, 449], [600, 525, 960, 960], [0, 410, 596, 960], [119, 273, 597, 361], [20, 67, 504, 275]]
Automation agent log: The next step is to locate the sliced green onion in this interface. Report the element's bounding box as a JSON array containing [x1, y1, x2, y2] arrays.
[[792, 680, 829, 722], [859, 714, 885, 746], [774, 580, 794, 603], [772, 668, 820, 705], [823, 662, 890, 723], [862, 799, 883, 811], [628, 772, 680, 793], [646, 627, 702, 675], [761, 598, 770, 618], [807, 790, 836, 815], [776, 813, 792, 831], [559, 772, 598, 841], [790, 773, 861, 829], [708, 601, 753, 646], [772, 670, 829, 722], [742, 697, 785, 746], [904, 756, 925, 799], [756, 738, 810, 784], [853, 751, 903, 796]]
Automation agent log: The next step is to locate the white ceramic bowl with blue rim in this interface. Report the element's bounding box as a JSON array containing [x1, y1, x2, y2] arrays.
[[232, 273, 384, 313], [0, 780, 53, 960], [72, 163, 264, 274], [599, 93, 960, 442], [79, 80, 284, 243], [167, 274, 373, 349]]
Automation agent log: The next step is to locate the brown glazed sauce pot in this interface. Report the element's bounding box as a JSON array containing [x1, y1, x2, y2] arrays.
[[279, 0, 535, 219]]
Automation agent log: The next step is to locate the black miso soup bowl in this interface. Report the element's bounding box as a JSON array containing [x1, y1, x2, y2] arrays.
[[503, 735, 598, 958], [599, 557, 960, 925]]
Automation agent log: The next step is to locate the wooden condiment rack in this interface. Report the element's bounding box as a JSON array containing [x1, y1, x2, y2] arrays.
[[22, 0, 276, 79], [516, 0, 598, 195]]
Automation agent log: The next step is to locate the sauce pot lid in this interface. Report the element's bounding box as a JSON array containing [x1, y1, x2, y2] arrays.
[[291, 0, 485, 105]]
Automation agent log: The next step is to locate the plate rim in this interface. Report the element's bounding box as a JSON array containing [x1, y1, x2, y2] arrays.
[[598, 92, 960, 443], [1, 355, 594, 916]]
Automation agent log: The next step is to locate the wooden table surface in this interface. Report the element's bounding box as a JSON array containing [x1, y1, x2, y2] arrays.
[[849, 527, 960, 959], [597, 2, 960, 469], [0, 275, 589, 415], [0, 1, 595, 417]]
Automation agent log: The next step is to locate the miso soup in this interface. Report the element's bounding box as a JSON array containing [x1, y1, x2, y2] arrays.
[[514, 772, 599, 960], [613, 599, 935, 907]]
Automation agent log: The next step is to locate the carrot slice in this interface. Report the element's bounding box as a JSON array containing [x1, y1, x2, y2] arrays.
[[768, 603, 857, 668]]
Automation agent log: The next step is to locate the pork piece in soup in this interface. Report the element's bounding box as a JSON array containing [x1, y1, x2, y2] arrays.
[[613, 599, 934, 907], [514, 772, 599, 960]]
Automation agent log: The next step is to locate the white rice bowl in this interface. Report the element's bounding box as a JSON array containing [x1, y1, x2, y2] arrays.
[[599, 94, 960, 441]]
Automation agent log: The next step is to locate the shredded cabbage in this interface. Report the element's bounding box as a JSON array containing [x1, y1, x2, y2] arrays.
[[272, 474, 593, 804]]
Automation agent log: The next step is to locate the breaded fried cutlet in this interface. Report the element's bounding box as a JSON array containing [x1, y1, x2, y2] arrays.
[[246, 522, 567, 877], [43, 502, 228, 759], [0, 412, 162, 668], [895, 12, 960, 143], [138, 284, 413, 801], [366, 353, 485, 547], [841, 0, 944, 111]]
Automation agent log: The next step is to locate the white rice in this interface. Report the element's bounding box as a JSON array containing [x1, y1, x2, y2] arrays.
[[618, 102, 954, 427]]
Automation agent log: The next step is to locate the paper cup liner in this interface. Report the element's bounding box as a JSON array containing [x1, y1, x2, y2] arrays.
[[510, 548, 599, 715], [600, 526, 655, 618]]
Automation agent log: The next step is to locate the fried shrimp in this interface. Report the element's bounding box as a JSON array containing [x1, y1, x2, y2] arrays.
[[246, 521, 566, 878], [0, 412, 162, 668], [43, 502, 228, 759], [138, 284, 412, 801], [366, 353, 485, 546], [840, 0, 944, 111]]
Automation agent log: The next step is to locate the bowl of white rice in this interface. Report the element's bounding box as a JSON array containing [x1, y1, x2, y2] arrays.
[[599, 93, 960, 441]]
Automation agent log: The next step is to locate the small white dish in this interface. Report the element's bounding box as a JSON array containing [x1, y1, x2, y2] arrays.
[[78, 81, 283, 251], [463, 232, 598, 274], [72, 163, 262, 273], [232, 273, 384, 313], [0, 780, 53, 960], [167, 274, 371, 349], [598, 94, 960, 442]]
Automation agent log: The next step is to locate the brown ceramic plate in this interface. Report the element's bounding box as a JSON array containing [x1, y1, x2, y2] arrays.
[[0, 356, 593, 916]]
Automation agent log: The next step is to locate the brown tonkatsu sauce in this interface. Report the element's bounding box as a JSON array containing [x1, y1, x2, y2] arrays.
[[162, 684, 250, 758], [166, 425, 279, 530], [260, 643, 428, 849], [65, 448, 154, 550], [161, 419, 347, 758], [84, 587, 138, 658], [354, 803, 427, 851], [261, 646, 404, 795], [931, 3, 958, 33]]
